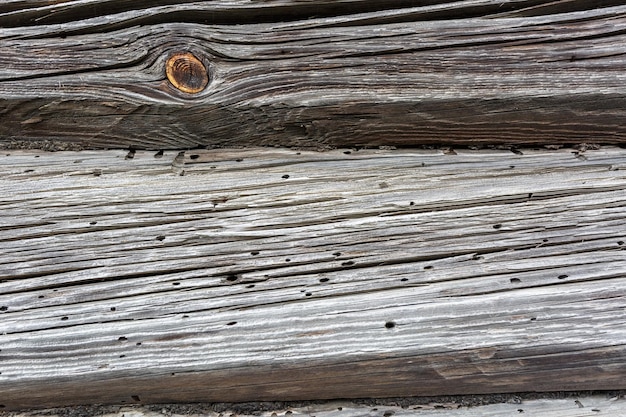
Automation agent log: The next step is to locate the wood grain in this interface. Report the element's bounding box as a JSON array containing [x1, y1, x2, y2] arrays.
[[0, 146, 625, 409], [2, 1, 626, 149]]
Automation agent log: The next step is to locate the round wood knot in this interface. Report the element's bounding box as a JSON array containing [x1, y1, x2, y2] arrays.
[[166, 52, 209, 94]]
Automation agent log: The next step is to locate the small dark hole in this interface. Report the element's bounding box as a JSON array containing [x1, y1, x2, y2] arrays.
[[210, 166, 216, 169], [285, 412, 292, 415], [179, 170, 185, 176], [282, 174, 290, 179], [61, 316, 68, 321], [493, 224, 502, 229], [510, 278, 521, 284], [285, 258, 291, 262], [235, 158, 243, 162], [225, 274, 239, 282], [154, 150, 164, 158], [227, 321, 237, 326], [246, 284, 255, 288], [343, 150, 352, 154], [618, 241, 624, 246], [156, 235, 165, 241], [35, 155, 40, 158], [400, 278, 408, 282], [189, 154, 200, 160], [423, 265, 433, 270], [89, 221, 97, 225], [110, 307, 116, 311], [333, 252, 341, 256], [518, 409, 524, 413], [131, 395, 141, 402], [337, 407, 343, 411], [172, 282, 180, 286], [319, 278, 330, 283], [38, 295, 45, 299], [136, 342, 142, 346], [341, 261, 355, 266], [509, 165, 515, 169], [543, 238, 549, 242], [385, 321, 396, 329], [119, 355, 126, 358], [0, 405, 5, 408], [251, 251, 260, 255], [24, 169, 34, 173], [530, 317, 537, 321], [125, 150, 135, 160], [182, 315, 189, 318], [305, 292, 312, 297], [591, 409, 600, 412], [118, 336, 128, 341], [383, 411, 394, 417], [558, 274, 568, 280], [409, 201, 415, 206]]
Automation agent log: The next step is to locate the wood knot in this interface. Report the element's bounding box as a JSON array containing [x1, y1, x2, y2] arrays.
[[166, 52, 209, 94]]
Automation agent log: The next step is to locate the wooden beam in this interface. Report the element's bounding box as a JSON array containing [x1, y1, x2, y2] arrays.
[[1, 146, 625, 409], [2, 1, 626, 150]]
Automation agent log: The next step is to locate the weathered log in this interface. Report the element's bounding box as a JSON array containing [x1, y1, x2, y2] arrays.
[[2, 1, 626, 150], [0, 146, 625, 410]]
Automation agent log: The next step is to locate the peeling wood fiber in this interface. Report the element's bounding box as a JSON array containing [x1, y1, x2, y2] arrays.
[[0, 147, 625, 409], [2, 1, 626, 149]]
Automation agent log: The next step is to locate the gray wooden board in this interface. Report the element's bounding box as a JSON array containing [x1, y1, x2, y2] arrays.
[[0, 147, 625, 409], [2, 1, 626, 149]]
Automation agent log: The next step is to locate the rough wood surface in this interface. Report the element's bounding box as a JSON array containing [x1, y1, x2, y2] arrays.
[[0, 146, 625, 410], [2, 1, 626, 149]]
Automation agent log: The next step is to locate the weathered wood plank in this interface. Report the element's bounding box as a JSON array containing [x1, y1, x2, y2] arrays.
[[0, 146, 624, 409], [2, 1, 626, 149]]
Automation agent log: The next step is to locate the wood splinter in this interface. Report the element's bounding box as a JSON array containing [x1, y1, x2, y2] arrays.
[[165, 52, 209, 94]]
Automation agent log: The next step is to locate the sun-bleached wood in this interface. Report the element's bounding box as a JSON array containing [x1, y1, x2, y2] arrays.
[[0, 146, 625, 410], [2, 1, 626, 149]]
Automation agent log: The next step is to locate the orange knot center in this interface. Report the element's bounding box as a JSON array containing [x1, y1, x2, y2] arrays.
[[166, 52, 209, 94]]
